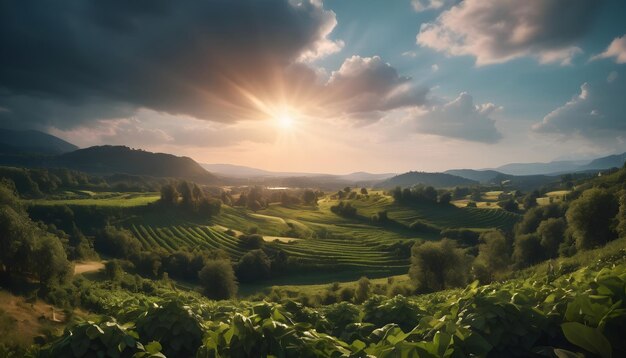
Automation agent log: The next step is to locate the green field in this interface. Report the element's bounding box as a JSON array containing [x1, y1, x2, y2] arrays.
[[26, 192, 160, 207]]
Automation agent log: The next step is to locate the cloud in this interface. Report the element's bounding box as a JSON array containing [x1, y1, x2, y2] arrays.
[[0, 0, 343, 129], [607, 71, 619, 83], [590, 35, 626, 64], [411, 0, 450, 13], [532, 74, 626, 142], [416, 0, 599, 65], [323, 56, 429, 120], [431, 64, 440, 72], [50, 110, 276, 149], [411, 92, 502, 143]]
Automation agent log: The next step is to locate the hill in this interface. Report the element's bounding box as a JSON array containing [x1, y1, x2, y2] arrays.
[[444, 169, 502, 183], [491, 152, 626, 176], [375, 171, 477, 189], [0, 128, 78, 155], [577, 152, 626, 172], [56, 146, 217, 183], [201, 163, 395, 182]]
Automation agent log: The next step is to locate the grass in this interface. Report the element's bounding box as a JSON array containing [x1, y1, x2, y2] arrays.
[[25, 192, 160, 207]]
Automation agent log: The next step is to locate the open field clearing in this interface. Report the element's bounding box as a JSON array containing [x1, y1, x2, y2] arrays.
[[25, 192, 160, 207]]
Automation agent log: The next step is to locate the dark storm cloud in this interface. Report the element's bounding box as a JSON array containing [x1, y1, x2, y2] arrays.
[[0, 0, 342, 128]]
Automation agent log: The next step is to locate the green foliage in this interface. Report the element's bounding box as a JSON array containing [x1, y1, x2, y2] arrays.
[[135, 300, 204, 357], [354, 276, 371, 304], [512, 234, 543, 268], [95, 226, 142, 259], [236, 249, 271, 282], [409, 239, 469, 292], [238, 233, 264, 250], [40, 319, 164, 358], [198, 260, 238, 300], [474, 230, 511, 282], [330, 201, 357, 217], [567, 188, 619, 250], [537, 217, 567, 258]]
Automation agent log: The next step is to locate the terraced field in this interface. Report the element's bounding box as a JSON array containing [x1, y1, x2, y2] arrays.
[[128, 223, 408, 271]]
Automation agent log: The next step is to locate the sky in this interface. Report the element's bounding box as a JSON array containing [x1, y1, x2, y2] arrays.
[[1, 0, 626, 174]]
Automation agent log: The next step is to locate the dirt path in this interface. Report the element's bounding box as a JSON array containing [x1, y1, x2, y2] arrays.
[[74, 261, 105, 275]]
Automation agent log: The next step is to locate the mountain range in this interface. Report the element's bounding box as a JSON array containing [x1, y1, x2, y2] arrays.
[[1, 129, 625, 189]]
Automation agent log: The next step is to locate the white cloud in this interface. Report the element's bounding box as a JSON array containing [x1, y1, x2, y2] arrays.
[[591, 35, 626, 64], [416, 0, 597, 66], [411, 92, 502, 143], [324, 56, 429, 118], [533, 76, 626, 142], [607, 71, 619, 83], [431, 64, 439, 72]]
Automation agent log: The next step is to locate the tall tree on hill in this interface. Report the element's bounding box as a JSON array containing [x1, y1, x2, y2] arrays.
[[567, 188, 619, 250], [160, 183, 179, 206]]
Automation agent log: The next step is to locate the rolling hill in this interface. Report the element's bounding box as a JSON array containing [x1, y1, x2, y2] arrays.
[[375, 171, 477, 189], [56, 146, 217, 183], [0, 128, 78, 155]]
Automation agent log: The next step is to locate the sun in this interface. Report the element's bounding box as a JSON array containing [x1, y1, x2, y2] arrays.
[[277, 114, 295, 129]]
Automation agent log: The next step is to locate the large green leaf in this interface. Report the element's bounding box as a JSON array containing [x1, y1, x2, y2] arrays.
[[561, 322, 612, 358]]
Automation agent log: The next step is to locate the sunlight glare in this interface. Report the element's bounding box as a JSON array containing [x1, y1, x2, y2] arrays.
[[277, 113, 295, 129]]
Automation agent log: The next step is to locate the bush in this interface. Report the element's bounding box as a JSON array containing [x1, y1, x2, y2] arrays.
[[330, 201, 357, 217], [474, 230, 511, 282], [512, 234, 543, 268], [537, 217, 567, 258], [567, 188, 619, 250], [354, 276, 371, 304], [235, 249, 271, 282], [238, 234, 264, 250], [198, 259, 238, 300], [94, 226, 142, 259], [409, 239, 469, 292]]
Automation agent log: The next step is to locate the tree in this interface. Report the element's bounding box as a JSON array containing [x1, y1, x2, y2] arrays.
[[536, 217, 567, 258], [302, 190, 317, 206], [354, 276, 371, 304], [566, 188, 619, 250], [438, 192, 452, 205], [105, 260, 123, 282], [498, 198, 519, 212], [409, 239, 469, 292], [235, 249, 271, 282], [522, 191, 540, 209], [160, 184, 179, 206], [360, 188, 368, 195], [33, 235, 73, 288], [617, 190, 626, 238], [474, 231, 510, 282], [94, 226, 142, 259], [198, 260, 238, 300], [512, 234, 543, 268]]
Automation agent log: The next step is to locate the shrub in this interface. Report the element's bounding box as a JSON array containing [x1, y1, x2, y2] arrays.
[[354, 276, 371, 304], [409, 239, 469, 292], [235, 249, 271, 282], [238, 234, 264, 250], [198, 259, 238, 300]]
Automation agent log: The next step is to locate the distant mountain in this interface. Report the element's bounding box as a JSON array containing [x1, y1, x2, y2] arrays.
[[444, 169, 502, 183], [577, 152, 626, 172], [494, 160, 587, 176], [336, 172, 396, 182], [56, 146, 217, 183], [491, 152, 626, 176], [0, 128, 78, 155], [201, 163, 395, 182], [375, 171, 477, 189], [201, 163, 324, 178]]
